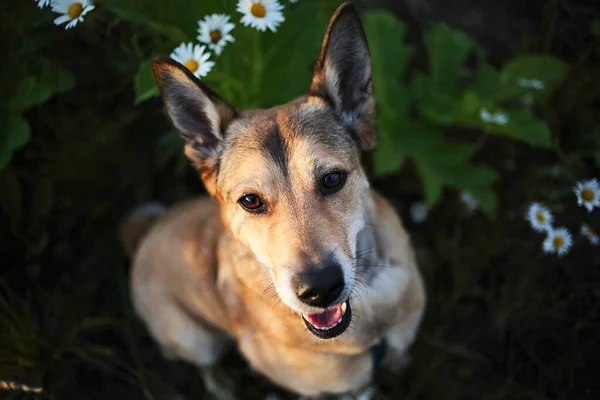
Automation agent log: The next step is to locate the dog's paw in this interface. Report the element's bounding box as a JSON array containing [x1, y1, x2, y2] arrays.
[[337, 385, 376, 400]]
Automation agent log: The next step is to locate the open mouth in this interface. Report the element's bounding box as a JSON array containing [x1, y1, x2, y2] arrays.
[[301, 299, 352, 339]]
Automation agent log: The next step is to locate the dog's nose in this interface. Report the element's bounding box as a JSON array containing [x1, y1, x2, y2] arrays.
[[293, 263, 345, 307]]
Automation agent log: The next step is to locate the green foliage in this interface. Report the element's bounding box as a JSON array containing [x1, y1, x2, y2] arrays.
[[1, 60, 74, 169], [135, 59, 159, 104], [362, 12, 569, 215]]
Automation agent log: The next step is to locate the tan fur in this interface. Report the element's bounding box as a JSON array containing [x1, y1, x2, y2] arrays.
[[129, 191, 424, 395], [126, 3, 425, 397]]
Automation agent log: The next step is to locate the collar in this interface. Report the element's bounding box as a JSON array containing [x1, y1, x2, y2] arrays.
[[369, 337, 388, 369]]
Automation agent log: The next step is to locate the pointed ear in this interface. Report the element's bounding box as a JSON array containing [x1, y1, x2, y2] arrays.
[[153, 57, 238, 196], [309, 2, 376, 150]]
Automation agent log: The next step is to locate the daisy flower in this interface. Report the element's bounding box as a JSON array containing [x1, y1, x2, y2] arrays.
[[52, 0, 95, 29], [574, 178, 600, 212], [581, 224, 599, 245], [409, 201, 428, 224], [35, 0, 51, 8], [517, 77, 544, 90], [460, 191, 479, 213], [542, 227, 572, 257], [479, 107, 509, 126], [525, 203, 553, 232], [197, 14, 235, 56], [237, 0, 285, 32], [170, 43, 215, 78]]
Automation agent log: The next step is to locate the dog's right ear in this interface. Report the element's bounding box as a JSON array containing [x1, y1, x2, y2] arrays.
[[153, 57, 237, 196]]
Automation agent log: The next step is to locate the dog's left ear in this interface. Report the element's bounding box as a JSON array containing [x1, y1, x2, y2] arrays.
[[310, 2, 376, 150]]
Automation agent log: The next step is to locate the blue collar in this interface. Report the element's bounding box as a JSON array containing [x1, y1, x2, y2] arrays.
[[369, 337, 388, 369]]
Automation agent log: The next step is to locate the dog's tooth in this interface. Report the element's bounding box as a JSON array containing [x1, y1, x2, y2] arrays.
[[341, 302, 347, 315]]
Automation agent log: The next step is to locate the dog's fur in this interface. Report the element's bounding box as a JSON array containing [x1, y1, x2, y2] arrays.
[[122, 3, 425, 397]]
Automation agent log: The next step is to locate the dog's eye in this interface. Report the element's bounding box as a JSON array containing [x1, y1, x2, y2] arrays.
[[239, 194, 264, 212], [321, 172, 347, 194]]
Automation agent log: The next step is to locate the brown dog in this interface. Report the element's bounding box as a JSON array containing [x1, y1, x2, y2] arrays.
[[121, 2, 425, 397]]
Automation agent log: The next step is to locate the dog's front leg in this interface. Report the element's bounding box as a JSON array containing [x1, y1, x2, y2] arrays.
[[381, 271, 425, 374]]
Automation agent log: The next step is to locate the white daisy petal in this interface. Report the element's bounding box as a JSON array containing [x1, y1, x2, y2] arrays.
[[197, 14, 236, 56], [409, 201, 428, 224], [36, 0, 51, 8], [581, 223, 600, 246], [170, 43, 215, 78], [460, 191, 479, 213], [237, 0, 285, 33], [480, 107, 509, 126], [51, 0, 94, 29], [517, 77, 545, 90], [65, 18, 81, 29], [574, 178, 600, 213], [542, 227, 572, 257], [54, 14, 72, 26], [525, 202, 553, 232]]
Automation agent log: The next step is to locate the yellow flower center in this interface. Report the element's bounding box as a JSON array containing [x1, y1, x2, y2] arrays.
[[184, 59, 199, 73], [209, 29, 222, 44], [581, 188, 595, 202], [250, 2, 267, 18], [587, 228, 595, 237], [68, 2, 83, 19], [552, 236, 564, 249], [535, 212, 546, 223]]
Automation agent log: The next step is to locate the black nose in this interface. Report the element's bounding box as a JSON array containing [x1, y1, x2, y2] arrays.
[[293, 263, 345, 307]]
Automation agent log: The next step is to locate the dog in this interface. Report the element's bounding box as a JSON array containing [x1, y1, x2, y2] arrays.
[[121, 2, 426, 397]]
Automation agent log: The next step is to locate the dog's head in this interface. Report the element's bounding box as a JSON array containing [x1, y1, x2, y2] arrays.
[[154, 3, 376, 339]]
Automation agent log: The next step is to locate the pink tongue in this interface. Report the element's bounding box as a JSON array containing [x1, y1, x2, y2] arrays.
[[305, 304, 343, 329]]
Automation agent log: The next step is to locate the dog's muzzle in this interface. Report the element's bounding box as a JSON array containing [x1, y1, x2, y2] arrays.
[[301, 299, 352, 339], [292, 259, 352, 339]]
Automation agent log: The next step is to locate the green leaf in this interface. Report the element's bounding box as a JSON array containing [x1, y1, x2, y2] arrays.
[[500, 55, 569, 102], [425, 23, 474, 93], [105, 0, 198, 41], [467, 187, 498, 216], [454, 91, 551, 148], [259, 1, 337, 106], [412, 73, 455, 125], [414, 23, 475, 125], [363, 10, 412, 177], [415, 160, 444, 205], [9, 77, 49, 112], [363, 10, 413, 115], [372, 117, 406, 176], [9, 62, 74, 112], [471, 54, 503, 100], [7, 116, 31, 150], [399, 124, 498, 215], [135, 59, 159, 104]]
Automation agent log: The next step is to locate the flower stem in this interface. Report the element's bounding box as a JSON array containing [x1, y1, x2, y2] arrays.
[[252, 29, 263, 107]]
